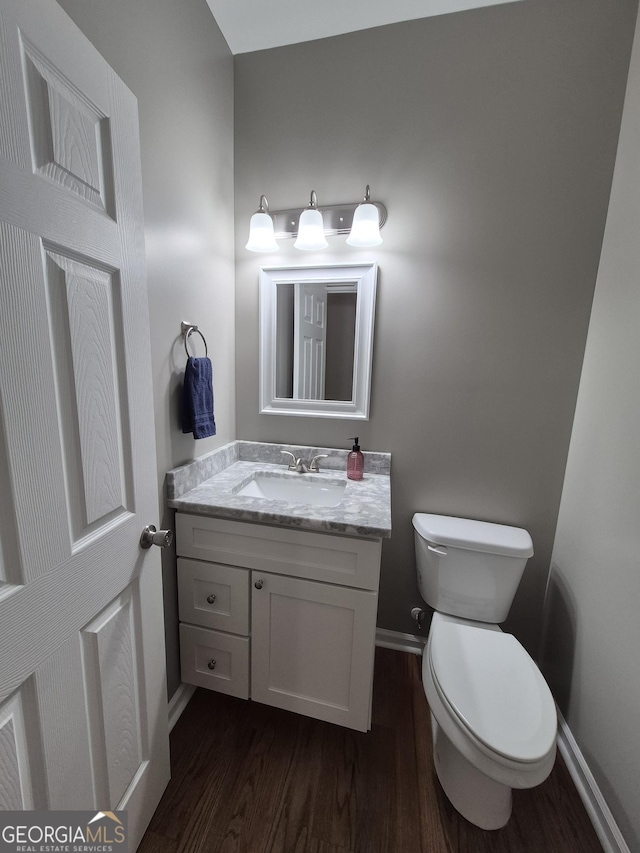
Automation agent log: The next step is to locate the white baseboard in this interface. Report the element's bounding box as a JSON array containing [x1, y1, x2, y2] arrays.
[[167, 683, 196, 732], [376, 627, 426, 655], [556, 708, 630, 853]]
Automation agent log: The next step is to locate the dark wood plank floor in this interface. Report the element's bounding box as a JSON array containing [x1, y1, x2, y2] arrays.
[[139, 648, 602, 853]]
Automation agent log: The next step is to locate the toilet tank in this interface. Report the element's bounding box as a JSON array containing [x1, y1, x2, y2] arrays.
[[412, 513, 534, 623]]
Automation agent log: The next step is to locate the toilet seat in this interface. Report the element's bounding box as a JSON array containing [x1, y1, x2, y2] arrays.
[[429, 615, 556, 764]]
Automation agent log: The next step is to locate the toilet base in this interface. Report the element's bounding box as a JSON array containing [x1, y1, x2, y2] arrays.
[[431, 713, 512, 830]]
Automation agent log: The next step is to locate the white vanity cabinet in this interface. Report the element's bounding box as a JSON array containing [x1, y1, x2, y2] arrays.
[[175, 513, 382, 732]]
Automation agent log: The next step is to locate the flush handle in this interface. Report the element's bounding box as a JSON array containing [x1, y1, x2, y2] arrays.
[[427, 543, 448, 556]]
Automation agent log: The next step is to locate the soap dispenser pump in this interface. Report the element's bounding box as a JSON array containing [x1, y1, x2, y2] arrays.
[[347, 437, 364, 481]]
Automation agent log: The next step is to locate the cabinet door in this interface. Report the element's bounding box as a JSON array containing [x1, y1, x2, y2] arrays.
[[251, 573, 378, 732]]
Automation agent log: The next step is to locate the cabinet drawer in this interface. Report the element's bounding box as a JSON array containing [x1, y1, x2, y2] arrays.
[[176, 514, 382, 590], [179, 623, 249, 699], [178, 558, 249, 634]]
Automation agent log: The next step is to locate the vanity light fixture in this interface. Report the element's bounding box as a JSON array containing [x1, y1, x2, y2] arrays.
[[245, 195, 279, 252], [245, 185, 387, 252], [294, 190, 328, 250], [346, 185, 383, 247]]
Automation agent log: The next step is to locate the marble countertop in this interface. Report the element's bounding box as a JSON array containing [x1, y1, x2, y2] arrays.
[[167, 442, 391, 539]]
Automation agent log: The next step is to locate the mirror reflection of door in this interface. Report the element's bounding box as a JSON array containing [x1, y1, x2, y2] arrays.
[[294, 283, 327, 400], [275, 282, 357, 401]]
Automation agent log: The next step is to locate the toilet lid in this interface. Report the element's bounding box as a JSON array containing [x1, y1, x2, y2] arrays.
[[430, 618, 556, 763]]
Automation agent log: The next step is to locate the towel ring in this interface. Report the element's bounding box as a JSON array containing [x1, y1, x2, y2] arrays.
[[184, 326, 208, 358]]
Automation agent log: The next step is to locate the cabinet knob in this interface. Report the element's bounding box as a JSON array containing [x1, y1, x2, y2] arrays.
[[254, 579, 264, 590], [207, 659, 217, 670], [206, 594, 216, 604]]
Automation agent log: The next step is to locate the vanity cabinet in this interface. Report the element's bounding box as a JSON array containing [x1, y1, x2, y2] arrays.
[[176, 512, 382, 732]]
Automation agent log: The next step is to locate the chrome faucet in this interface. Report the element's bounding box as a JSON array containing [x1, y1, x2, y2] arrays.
[[281, 450, 308, 473], [281, 450, 329, 473]]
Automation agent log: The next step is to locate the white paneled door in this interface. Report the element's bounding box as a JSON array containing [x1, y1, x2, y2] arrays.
[[293, 282, 327, 400], [0, 0, 170, 848]]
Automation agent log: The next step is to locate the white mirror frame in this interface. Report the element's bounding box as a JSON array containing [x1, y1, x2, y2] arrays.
[[259, 263, 378, 419]]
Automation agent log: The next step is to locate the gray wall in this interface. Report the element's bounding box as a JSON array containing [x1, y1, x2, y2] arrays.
[[57, 0, 235, 698], [234, 0, 637, 654], [541, 11, 640, 848]]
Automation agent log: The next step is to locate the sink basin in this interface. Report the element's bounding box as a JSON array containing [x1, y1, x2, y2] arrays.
[[235, 473, 346, 507]]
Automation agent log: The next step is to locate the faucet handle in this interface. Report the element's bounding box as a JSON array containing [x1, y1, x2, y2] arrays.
[[309, 454, 329, 472], [281, 450, 298, 470]]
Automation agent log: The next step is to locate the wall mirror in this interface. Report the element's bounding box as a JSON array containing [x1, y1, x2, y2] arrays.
[[259, 263, 377, 419]]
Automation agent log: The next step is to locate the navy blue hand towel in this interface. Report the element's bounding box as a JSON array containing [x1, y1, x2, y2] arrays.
[[182, 356, 216, 439]]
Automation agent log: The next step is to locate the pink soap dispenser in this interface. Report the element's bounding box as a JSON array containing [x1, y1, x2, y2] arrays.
[[347, 437, 364, 481]]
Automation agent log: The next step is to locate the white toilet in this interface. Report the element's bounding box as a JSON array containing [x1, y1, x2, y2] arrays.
[[412, 512, 557, 830]]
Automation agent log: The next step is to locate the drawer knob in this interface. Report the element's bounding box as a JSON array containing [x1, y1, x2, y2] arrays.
[[254, 579, 264, 590], [207, 659, 217, 670], [206, 594, 216, 604]]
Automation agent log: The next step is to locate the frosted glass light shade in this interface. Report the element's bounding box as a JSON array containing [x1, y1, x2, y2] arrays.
[[246, 212, 279, 252], [346, 203, 382, 247], [294, 208, 328, 250]]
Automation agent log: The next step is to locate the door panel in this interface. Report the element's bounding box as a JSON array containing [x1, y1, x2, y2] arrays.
[[21, 37, 115, 215], [0, 0, 169, 847], [32, 635, 94, 809], [0, 690, 38, 809], [294, 282, 327, 399], [44, 247, 133, 537], [0, 222, 69, 582], [82, 587, 147, 807]]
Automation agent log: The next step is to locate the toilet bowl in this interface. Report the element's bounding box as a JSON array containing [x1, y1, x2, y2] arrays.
[[413, 513, 557, 830]]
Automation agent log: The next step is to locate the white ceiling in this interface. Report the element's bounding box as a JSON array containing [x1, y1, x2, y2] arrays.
[[205, 0, 524, 55]]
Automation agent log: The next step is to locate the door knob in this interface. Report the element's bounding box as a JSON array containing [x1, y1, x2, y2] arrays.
[[140, 525, 174, 549], [254, 579, 264, 589]]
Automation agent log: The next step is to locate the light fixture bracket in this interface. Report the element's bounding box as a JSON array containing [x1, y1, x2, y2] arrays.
[[270, 200, 387, 240]]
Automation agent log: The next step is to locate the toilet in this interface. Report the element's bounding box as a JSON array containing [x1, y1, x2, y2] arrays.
[[412, 513, 557, 830]]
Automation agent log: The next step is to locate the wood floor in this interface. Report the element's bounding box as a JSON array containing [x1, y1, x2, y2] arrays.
[[139, 648, 602, 853]]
